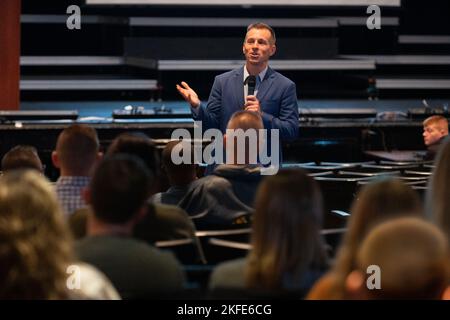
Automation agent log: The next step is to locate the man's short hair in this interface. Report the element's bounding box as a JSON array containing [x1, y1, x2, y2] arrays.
[[106, 132, 160, 176], [56, 124, 99, 174], [246, 22, 276, 44], [356, 217, 449, 299], [1, 145, 43, 173], [90, 154, 152, 225], [162, 140, 195, 176], [423, 115, 449, 133], [226, 111, 265, 164], [227, 110, 264, 131]]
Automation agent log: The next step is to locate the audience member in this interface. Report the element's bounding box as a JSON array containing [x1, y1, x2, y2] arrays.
[[1, 145, 44, 173], [307, 178, 424, 299], [209, 169, 328, 297], [179, 110, 266, 229], [75, 155, 185, 299], [345, 217, 449, 300], [105, 132, 198, 244], [52, 124, 102, 216], [0, 170, 119, 300], [423, 115, 448, 160], [151, 140, 197, 205], [105, 132, 161, 193]]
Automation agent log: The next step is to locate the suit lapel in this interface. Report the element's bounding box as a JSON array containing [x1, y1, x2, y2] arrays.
[[256, 67, 275, 102], [232, 67, 245, 110]]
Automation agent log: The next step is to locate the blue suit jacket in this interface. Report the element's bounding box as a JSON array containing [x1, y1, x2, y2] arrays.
[[192, 66, 299, 141]]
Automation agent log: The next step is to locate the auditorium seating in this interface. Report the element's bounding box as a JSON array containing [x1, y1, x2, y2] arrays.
[[155, 238, 207, 265], [195, 228, 251, 264]]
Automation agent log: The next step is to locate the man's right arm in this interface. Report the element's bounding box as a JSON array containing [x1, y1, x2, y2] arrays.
[[177, 78, 222, 131], [195, 77, 222, 131], [176, 81, 200, 109]]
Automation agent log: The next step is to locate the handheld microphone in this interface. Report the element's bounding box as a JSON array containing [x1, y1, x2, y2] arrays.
[[247, 75, 256, 96]]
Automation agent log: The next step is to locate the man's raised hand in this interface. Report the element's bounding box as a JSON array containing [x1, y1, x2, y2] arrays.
[[176, 81, 201, 108]]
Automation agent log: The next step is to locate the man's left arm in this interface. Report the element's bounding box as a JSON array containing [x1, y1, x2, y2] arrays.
[[261, 81, 299, 141]]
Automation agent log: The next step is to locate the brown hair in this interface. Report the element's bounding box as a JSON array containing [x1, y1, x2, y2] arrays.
[[227, 110, 264, 131], [90, 154, 152, 225], [330, 178, 423, 297], [245, 169, 328, 290], [356, 217, 449, 299], [226, 111, 264, 164], [106, 132, 160, 176], [246, 22, 276, 44], [55, 124, 99, 175], [1, 145, 43, 173], [0, 170, 73, 299], [161, 140, 196, 187]]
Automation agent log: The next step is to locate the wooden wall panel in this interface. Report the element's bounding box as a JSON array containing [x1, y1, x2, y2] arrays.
[[0, 0, 21, 110]]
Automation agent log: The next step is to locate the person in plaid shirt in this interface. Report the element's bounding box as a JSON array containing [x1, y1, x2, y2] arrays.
[[52, 124, 102, 216]]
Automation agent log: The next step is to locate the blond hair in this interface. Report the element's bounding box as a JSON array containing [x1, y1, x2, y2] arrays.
[[423, 115, 449, 134], [0, 170, 73, 299]]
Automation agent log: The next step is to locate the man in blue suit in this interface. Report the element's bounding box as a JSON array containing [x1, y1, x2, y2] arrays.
[[176, 22, 299, 141]]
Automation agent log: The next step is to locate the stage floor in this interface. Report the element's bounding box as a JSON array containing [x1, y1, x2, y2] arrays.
[[2, 98, 442, 179], [20, 99, 450, 123]]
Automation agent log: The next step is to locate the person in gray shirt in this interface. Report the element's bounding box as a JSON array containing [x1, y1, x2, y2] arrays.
[[75, 154, 185, 299]]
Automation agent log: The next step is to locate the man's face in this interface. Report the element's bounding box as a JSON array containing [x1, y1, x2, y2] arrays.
[[243, 28, 276, 67], [423, 124, 445, 146]]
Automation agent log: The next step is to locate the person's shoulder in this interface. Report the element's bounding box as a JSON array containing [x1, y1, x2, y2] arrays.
[[75, 235, 100, 251], [137, 243, 185, 277], [153, 202, 190, 217], [200, 173, 232, 193], [147, 203, 195, 234], [270, 68, 295, 86], [305, 271, 341, 300], [68, 263, 121, 300], [215, 67, 242, 81], [77, 235, 150, 254], [107, 235, 180, 265], [214, 257, 247, 274], [187, 173, 229, 189], [209, 258, 247, 289]]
